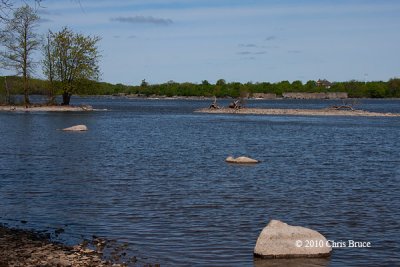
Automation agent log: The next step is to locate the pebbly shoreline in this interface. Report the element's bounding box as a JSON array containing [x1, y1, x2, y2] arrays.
[[195, 107, 400, 117], [0, 225, 141, 267]]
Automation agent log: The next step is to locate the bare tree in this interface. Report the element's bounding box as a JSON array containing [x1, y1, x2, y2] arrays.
[[0, 1, 13, 22], [0, 4, 40, 105], [1, 0, 42, 22]]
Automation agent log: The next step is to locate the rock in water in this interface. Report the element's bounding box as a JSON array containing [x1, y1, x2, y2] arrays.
[[225, 156, 259, 164], [254, 220, 332, 258], [62, 125, 88, 131]]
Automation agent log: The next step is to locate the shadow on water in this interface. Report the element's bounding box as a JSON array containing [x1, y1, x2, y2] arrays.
[[254, 257, 330, 267]]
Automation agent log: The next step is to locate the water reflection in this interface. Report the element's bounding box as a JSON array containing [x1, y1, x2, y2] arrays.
[[254, 257, 330, 267]]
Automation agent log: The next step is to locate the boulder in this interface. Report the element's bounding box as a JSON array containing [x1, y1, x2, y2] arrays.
[[62, 125, 88, 131], [254, 220, 331, 258], [225, 156, 259, 164]]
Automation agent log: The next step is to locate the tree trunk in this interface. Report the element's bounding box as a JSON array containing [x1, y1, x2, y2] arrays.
[[48, 92, 56, 105], [23, 72, 30, 106], [47, 80, 56, 105], [62, 92, 71, 105], [4, 77, 10, 105]]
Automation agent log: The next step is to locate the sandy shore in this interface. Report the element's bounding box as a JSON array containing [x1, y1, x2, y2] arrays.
[[196, 107, 400, 117], [0, 105, 93, 112]]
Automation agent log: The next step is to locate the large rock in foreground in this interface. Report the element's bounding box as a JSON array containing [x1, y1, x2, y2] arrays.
[[62, 125, 88, 131], [254, 220, 331, 259], [225, 156, 259, 164]]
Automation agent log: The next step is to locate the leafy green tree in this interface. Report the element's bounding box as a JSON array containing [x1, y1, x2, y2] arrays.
[[344, 80, 366, 98], [0, 5, 40, 105], [291, 80, 303, 92], [45, 27, 101, 105], [388, 78, 400, 97], [275, 80, 291, 95], [201, 80, 210, 86], [256, 82, 273, 94], [305, 80, 317, 91], [141, 79, 148, 87], [216, 79, 226, 86], [42, 30, 56, 103], [366, 82, 386, 98], [330, 82, 346, 92]]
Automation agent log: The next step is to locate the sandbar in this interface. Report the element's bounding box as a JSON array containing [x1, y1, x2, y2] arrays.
[[195, 108, 400, 117], [0, 105, 93, 112]]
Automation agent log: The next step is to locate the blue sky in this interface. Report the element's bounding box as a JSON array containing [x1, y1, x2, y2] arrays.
[[29, 0, 400, 84]]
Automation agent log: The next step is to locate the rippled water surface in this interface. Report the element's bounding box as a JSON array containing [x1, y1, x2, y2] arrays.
[[1, 98, 399, 266]]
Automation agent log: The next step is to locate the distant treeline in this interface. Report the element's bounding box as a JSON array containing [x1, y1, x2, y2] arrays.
[[1, 76, 400, 100]]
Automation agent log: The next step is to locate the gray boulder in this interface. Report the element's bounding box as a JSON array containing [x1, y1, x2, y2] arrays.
[[254, 220, 331, 258], [225, 156, 259, 164], [62, 125, 88, 131]]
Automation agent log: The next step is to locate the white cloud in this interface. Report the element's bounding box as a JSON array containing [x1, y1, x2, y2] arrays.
[[111, 16, 173, 25]]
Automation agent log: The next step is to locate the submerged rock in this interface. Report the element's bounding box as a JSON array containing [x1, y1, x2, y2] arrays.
[[62, 125, 88, 131], [225, 156, 259, 164], [254, 220, 332, 259]]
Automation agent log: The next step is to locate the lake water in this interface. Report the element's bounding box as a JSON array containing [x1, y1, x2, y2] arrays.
[[0, 98, 399, 266]]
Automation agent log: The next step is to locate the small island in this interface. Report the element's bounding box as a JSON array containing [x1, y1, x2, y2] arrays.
[[0, 105, 93, 112], [195, 107, 400, 117]]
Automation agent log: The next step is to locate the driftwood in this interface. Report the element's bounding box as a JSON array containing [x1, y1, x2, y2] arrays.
[[209, 96, 220, 109], [329, 105, 354, 111], [229, 99, 243, 109], [329, 100, 359, 111]]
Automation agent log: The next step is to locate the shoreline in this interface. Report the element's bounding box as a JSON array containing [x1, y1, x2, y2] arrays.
[[105, 94, 400, 101], [0, 105, 94, 112], [0, 225, 124, 267], [195, 107, 400, 117]]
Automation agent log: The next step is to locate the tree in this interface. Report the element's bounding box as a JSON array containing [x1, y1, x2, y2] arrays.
[[387, 78, 400, 97], [291, 80, 303, 92], [275, 80, 290, 95], [0, 1, 13, 22], [0, 4, 40, 105], [201, 80, 210, 86], [45, 27, 101, 105], [140, 79, 148, 87], [305, 80, 317, 91], [42, 30, 56, 103], [216, 79, 226, 86], [1, 1, 42, 20]]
